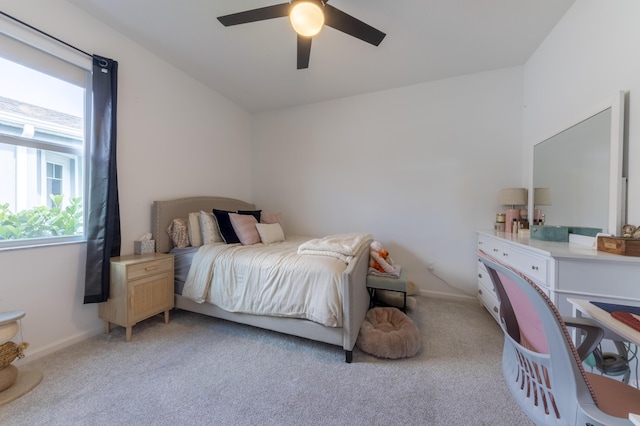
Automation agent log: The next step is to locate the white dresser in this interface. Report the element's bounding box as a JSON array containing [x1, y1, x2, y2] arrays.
[[477, 230, 640, 321]]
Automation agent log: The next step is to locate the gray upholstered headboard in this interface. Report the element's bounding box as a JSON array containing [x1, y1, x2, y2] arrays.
[[152, 196, 256, 253]]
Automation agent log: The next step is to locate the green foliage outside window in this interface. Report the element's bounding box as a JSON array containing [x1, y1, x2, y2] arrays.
[[0, 195, 83, 240]]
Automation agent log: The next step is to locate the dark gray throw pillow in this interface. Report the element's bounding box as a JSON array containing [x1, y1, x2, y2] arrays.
[[238, 210, 262, 222], [212, 209, 240, 244]]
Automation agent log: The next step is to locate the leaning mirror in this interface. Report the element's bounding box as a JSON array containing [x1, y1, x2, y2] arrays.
[[531, 91, 625, 236]]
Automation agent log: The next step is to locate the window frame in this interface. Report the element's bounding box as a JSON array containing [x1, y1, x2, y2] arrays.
[[0, 16, 92, 250]]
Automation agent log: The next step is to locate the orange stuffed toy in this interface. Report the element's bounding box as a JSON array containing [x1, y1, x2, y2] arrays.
[[369, 241, 395, 274]]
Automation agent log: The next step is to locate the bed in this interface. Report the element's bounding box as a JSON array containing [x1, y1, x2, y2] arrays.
[[151, 196, 372, 362]]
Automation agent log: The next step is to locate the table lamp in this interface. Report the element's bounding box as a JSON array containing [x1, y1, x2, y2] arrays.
[[533, 188, 551, 225], [499, 188, 527, 233]]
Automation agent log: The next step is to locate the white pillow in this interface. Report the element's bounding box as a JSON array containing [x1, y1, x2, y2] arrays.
[[199, 210, 223, 244], [188, 212, 202, 247], [255, 223, 285, 244]]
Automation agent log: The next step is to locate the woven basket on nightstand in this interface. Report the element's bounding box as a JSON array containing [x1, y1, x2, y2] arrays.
[[0, 341, 24, 369]]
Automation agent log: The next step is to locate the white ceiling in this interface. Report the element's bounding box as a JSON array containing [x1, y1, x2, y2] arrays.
[[69, 0, 575, 112]]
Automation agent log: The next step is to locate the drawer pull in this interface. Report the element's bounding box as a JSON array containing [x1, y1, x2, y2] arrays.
[[478, 273, 482, 279], [493, 248, 498, 252], [493, 306, 499, 313], [478, 289, 483, 295], [531, 265, 539, 271], [145, 266, 158, 271], [502, 253, 508, 257]]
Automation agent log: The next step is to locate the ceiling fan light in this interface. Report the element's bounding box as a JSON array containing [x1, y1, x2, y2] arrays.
[[289, 2, 324, 37]]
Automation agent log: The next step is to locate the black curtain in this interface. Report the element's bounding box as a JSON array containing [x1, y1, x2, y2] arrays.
[[84, 55, 121, 304]]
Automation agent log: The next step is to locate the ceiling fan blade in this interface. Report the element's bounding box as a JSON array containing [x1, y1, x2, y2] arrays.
[[297, 35, 312, 69], [323, 4, 386, 46], [218, 3, 290, 27]]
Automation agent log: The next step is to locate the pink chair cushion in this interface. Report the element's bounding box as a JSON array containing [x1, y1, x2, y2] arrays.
[[497, 271, 549, 354]]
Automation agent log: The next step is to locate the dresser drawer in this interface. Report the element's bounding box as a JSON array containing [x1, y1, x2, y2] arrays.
[[478, 235, 549, 287], [477, 261, 498, 300], [127, 258, 173, 280], [477, 281, 500, 322], [499, 246, 549, 287], [477, 234, 502, 257]]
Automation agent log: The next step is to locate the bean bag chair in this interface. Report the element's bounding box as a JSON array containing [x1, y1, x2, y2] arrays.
[[356, 307, 421, 359]]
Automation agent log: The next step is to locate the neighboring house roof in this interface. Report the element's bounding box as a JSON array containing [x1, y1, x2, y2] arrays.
[[0, 95, 82, 142], [0, 95, 81, 129]]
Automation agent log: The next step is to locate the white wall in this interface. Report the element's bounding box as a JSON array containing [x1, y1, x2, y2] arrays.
[[252, 67, 524, 298], [523, 0, 640, 224], [0, 0, 253, 360], [8, 0, 632, 360]]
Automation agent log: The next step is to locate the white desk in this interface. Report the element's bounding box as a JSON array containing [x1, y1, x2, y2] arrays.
[[569, 298, 640, 346]]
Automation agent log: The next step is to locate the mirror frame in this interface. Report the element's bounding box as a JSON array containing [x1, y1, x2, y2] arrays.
[[529, 91, 625, 236]]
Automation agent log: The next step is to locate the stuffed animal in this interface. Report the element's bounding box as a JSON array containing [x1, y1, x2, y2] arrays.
[[369, 241, 395, 274]]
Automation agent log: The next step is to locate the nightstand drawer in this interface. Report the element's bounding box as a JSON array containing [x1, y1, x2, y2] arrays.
[[127, 258, 173, 280]]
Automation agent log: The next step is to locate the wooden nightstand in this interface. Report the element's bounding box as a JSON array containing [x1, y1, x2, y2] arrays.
[[99, 253, 174, 341]]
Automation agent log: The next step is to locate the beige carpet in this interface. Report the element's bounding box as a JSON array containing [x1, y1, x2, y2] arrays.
[[0, 296, 532, 425]]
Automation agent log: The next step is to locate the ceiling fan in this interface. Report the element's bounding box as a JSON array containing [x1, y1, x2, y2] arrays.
[[217, 0, 386, 69]]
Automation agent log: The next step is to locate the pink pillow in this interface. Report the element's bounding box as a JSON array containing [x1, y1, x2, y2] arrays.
[[260, 211, 282, 225], [229, 213, 260, 245]]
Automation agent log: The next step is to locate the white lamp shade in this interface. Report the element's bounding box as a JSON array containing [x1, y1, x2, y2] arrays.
[[534, 188, 552, 206], [289, 2, 325, 37], [498, 188, 527, 206]]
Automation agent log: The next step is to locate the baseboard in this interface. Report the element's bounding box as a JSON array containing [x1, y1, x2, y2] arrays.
[[14, 326, 104, 366], [418, 289, 476, 302]]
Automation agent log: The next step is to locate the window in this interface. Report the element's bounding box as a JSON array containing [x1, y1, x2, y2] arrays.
[[0, 29, 91, 247], [46, 161, 63, 207]]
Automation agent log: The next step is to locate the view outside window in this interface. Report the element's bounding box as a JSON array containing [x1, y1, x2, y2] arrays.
[[46, 162, 63, 207], [0, 53, 87, 244]]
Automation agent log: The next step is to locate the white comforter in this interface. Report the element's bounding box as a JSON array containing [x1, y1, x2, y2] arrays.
[[182, 236, 348, 327], [297, 232, 372, 264]]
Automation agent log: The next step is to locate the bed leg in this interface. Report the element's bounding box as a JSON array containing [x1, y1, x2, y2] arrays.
[[345, 350, 353, 363]]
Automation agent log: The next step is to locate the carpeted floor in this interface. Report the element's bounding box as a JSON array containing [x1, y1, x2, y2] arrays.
[[0, 296, 531, 425]]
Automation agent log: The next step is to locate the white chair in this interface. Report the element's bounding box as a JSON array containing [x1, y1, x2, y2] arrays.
[[479, 250, 640, 425]]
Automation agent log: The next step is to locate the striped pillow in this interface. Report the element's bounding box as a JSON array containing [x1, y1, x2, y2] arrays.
[[199, 211, 223, 245]]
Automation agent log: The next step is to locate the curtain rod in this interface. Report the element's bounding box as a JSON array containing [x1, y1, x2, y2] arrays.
[[0, 10, 92, 59]]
